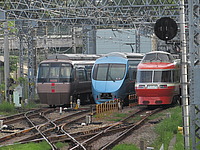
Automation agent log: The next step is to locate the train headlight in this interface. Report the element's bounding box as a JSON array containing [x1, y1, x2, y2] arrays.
[[160, 85, 167, 88]]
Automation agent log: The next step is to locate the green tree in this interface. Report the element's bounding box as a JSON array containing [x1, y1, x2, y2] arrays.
[[9, 56, 18, 73]]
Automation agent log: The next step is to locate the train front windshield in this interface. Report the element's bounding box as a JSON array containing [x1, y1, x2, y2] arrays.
[[93, 64, 126, 81], [37, 63, 72, 83], [137, 70, 179, 83]]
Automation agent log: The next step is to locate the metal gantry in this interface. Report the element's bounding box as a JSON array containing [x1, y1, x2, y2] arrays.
[[2, 0, 200, 149], [189, 0, 200, 149], [0, 0, 183, 101]]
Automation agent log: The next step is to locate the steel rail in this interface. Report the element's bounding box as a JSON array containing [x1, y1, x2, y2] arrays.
[[70, 107, 148, 150], [0, 109, 90, 148], [100, 108, 162, 150], [18, 110, 91, 143], [0, 109, 52, 124], [24, 110, 58, 150], [60, 125, 87, 150]]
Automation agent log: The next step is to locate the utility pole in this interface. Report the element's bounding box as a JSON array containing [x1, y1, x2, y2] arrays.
[[180, 0, 190, 149], [4, 21, 9, 102], [135, 30, 140, 53], [72, 27, 76, 54]]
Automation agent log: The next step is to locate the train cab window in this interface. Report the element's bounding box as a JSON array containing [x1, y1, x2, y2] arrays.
[[157, 54, 172, 62], [143, 53, 156, 62], [60, 63, 72, 82], [93, 64, 126, 81], [38, 62, 73, 83], [93, 64, 108, 81], [154, 70, 172, 82], [49, 63, 60, 77], [108, 64, 125, 81], [143, 53, 174, 62], [137, 71, 152, 83], [161, 70, 172, 82], [37, 63, 49, 82]]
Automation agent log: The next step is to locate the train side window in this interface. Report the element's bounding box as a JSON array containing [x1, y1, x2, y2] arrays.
[[85, 65, 93, 81], [76, 69, 87, 81], [173, 70, 180, 82], [128, 68, 137, 81], [128, 60, 141, 81]]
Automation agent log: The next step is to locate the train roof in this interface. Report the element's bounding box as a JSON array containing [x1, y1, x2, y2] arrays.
[[146, 51, 171, 55], [39, 59, 96, 65], [138, 58, 180, 70], [141, 51, 175, 63], [47, 54, 101, 60], [104, 52, 144, 59]]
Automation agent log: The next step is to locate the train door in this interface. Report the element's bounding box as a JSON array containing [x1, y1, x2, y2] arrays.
[[127, 60, 141, 93], [74, 66, 91, 103], [126, 60, 141, 104]]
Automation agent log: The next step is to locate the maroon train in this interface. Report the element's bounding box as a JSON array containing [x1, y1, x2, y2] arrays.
[[36, 54, 100, 107]]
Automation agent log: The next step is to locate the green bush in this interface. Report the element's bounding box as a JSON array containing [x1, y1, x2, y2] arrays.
[[0, 101, 15, 112], [152, 106, 183, 149]]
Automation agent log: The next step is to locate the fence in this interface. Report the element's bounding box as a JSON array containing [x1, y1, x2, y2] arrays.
[[96, 99, 121, 115]]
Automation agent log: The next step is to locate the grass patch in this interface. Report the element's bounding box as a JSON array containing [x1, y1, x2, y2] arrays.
[[129, 115, 142, 122], [21, 101, 37, 110], [106, 113, 127, 122], [112, 106, 184, 150], [0, 101, 16, 115], [174, 133, 184, 150], [112, 143, 140, 150], [151, 106, 183, 150], [0, 141, 51, 150], [55, 142, 68, 148], [0, 141, 68, 150], [113, 113, 127, 118], [94, 112, 128, 122]]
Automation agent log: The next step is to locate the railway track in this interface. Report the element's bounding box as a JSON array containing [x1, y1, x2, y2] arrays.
[[0, 105, 168, 149], [68, 107, 164, 149], [24, 110, 58, 150], [0, 107, 92, 148]]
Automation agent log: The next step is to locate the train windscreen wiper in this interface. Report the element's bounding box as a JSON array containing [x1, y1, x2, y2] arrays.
[[108, 73, 115, 82]]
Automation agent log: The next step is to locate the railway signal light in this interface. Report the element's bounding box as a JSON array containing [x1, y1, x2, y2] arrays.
[[154, 17, 178, 41]]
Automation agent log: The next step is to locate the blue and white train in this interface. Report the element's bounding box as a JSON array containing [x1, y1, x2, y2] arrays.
[[91, 52, 144, 105]]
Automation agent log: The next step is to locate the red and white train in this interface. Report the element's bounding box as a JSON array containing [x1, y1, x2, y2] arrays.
[[135, 51, 181, 105]]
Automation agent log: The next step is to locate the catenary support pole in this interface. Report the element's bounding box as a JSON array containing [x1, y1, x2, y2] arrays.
[[180, 0, 190, 149], [4, 21, 9, 102]]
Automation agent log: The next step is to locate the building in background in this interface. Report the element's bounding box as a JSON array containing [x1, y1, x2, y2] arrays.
[[96, 29, 152, 54]]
